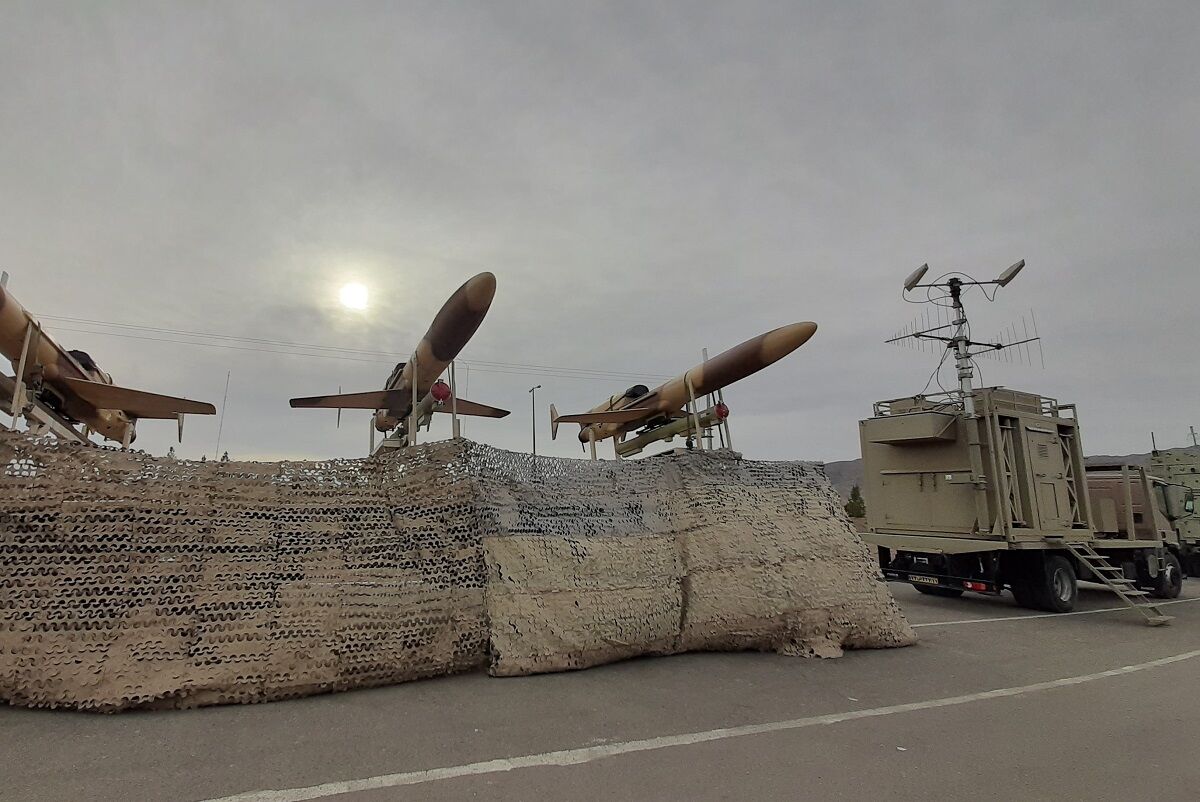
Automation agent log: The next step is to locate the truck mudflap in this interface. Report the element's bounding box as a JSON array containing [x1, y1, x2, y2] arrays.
[[882, 568, 999, 594]]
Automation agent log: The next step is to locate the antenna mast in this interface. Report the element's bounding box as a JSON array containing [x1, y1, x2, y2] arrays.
[[947, 277, 977, 416], [890, 259, 1032, 532]]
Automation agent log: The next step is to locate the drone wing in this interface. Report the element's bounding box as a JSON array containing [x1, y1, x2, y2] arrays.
[[549, 406, 655, 439], [63, 378, 216, 419], [433, 398, 510, 418], [289, 389, 411, 410]]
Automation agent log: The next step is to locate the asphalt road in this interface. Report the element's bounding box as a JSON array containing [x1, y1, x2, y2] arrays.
[[4, 583, 1200, 801]]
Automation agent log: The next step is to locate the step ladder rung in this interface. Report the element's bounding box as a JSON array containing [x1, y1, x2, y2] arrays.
[[1063, 543, 1172, 626]]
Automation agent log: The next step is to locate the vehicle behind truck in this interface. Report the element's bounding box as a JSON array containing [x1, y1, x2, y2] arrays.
[[1148, 447, 1200, 575]]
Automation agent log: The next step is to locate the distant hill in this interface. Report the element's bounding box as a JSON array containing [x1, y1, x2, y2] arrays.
[[823, 445, 1200, 501], [822, 458, 866, 501]]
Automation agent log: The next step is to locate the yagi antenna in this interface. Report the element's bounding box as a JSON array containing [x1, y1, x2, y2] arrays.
[[972, 309, 1045, 368]]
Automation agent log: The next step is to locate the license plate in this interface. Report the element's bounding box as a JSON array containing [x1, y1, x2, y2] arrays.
[[909, 575, 939, 586]]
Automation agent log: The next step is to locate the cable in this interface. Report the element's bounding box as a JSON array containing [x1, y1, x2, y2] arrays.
[[39, 314, 672, 382], [918, 345, 952, 396], [43, 324, 672, 384], [40, 313, 672, 380]]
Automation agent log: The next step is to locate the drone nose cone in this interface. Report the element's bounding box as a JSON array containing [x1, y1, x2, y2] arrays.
[[761, 321, 817, 364], [425, 272, 499, 362], [464, 271, 497, 312]]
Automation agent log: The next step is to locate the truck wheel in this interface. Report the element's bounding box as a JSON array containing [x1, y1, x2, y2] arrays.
[[913, 584, 964, 598], [1033, 555, 1077, 613], [1150, 553, 1183, 599]]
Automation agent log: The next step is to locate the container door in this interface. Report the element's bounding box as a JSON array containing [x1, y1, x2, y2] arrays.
[[1028, 429, 1071, 529]]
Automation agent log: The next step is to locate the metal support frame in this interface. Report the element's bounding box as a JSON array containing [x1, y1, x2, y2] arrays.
[[946, 279, 992, 534], [528, 384, 540, 458], [685, 373, 704, 451], [979, 397, 1008, 537], [698, 347, 733, 451], [408, 354, 419, 448], [449, 361, 460, 439], [701, 348, 719, 450], [1121, 463, 1136, 540], [1134, 464, 1156, 537], [717, 387, 732, 450], [615, 404, 722, 459], [0, 372, 87, 444], [11, 321, 36, 417], [1059, 403, 1095, 528], [3, 322, 88, 445], [1059, 429, 1084, 526], [995, 416, 1025, 531]]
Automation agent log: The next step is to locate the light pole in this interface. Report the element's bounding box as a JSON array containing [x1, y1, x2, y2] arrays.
[[529, 385, 541, 456]]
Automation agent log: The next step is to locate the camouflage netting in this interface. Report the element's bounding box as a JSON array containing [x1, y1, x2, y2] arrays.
[[0, 430, 914, 711]]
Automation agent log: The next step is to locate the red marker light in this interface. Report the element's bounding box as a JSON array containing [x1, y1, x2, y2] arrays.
[[962, 581, 988, 592], [431, 380, 452, 403], [715, 402, 730, 420]]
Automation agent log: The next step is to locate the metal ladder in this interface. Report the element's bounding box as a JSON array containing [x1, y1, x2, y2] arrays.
[[1065, 543, 1172, 626]]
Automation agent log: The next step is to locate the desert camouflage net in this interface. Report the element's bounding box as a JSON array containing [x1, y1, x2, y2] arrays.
[[0, 430, 914, 711]]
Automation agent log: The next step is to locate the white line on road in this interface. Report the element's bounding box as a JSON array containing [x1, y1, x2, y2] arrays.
[[911, 595, 1200, 628], [201, 648, 1200, 802]]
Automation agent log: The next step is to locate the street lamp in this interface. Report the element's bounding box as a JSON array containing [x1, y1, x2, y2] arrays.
[[529, 385, 542, 456]]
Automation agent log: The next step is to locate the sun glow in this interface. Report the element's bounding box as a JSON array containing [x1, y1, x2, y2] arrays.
[[339, 282, 369, 311]]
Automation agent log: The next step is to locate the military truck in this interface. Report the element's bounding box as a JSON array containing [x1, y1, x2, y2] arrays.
[[1085, 465, 1186, 594], [1148, 447, 1200, 575], [860, 388, 1181, 621]]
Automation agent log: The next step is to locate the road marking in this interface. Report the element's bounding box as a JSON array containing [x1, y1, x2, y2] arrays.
[[202, 648, 1200, 802], [912, 595, 1200, 628]]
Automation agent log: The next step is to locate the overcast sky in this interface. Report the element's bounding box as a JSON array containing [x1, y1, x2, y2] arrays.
[[1, 1, 1197, 463]]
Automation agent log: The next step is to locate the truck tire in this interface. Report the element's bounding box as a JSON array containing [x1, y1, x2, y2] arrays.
[[913, 584, 964, 598], [1032, 555, 1077, 613], [1149, 553, 1183, 599]]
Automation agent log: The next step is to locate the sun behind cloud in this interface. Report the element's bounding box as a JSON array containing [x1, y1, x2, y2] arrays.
[[338, 282, 369, 311]]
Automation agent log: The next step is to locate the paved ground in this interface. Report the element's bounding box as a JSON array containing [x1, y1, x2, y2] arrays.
[[5, 583, 1200, 802]]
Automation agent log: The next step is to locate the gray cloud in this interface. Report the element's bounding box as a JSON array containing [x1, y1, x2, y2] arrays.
[[1, 1, 1197, 462]]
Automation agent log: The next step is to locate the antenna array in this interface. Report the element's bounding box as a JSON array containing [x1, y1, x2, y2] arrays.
[[888, 306, 1045, 368]]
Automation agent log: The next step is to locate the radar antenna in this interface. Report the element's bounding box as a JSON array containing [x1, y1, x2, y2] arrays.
[[887, 260, 1039, 413]]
